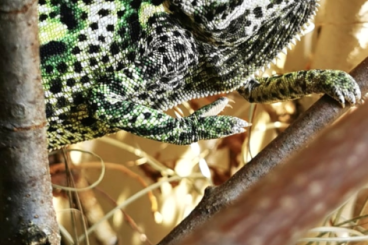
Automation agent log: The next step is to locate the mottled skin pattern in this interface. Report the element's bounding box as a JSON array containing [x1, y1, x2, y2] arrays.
[[40, 0, 361, 150]]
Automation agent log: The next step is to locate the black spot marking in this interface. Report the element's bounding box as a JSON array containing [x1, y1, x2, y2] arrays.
[[73, 92, 84, 105], [127, 52, 136, 62], [39, 14, 48, 21], [138, 93, 148, 100], [57, 96, 67, 107], [173, 31, 181, 37], [81, 117, 97, 126], [60, 3, 78, 30], [98, 35, 106, 42], [162, 57, 171, 68], [147, 16, 157, 25], [50, 79, 63, 94], [101, 55, 110, 63], [215, 4, 227, 15], [45, 103, 53, 117], [130, 0, 141, 9], [90, 22, 98, 30], [106, 24, 114, 32], [49, 11, 57, 18], [50, 0, 60, 5], [117, 10, 125, 17], [71, 46, 81, 55], [59, 113, 67, 120], [110, 42, 120, 55], [158, 47, 166, 53], [89, 58, 98, 66], [253, 7, 263, 18], [40, 41, 67, 61], [128, 13, 141, 42], [146, 35, 153, 45], [80, 75, 90, 84], [78, 34, 87, 41], [98, 9, 110, 17], [151, 0, 164, 5], [88, 45, 100, 54], [116, 62, 125, 71], [174, 43, 186, 52], [156, 26, 164, 35], [45, 65, 53, 74], [194, 15, 202, 24], [74, 62, 82, 72], [66, 78, 76, 87], [143, 112, 151, 119], [57, 62, 68, 73], [160, 35, 168, 42], [204, 11, 214, 22]]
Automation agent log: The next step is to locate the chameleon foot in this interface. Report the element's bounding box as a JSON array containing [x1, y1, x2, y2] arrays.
[[239, 70, 361, 107], [314, 70, 361, 106], [90, 85, 249, 144]]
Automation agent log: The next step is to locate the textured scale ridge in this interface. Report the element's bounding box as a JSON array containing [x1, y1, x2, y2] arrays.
[[40, 0, 361, 150]]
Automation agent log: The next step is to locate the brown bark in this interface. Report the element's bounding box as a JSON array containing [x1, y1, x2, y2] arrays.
[[0, 0, 60, 244], [158, 58, 368, 244]]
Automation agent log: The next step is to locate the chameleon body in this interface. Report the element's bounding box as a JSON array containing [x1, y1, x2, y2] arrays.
[[40, 0, 361, 150]]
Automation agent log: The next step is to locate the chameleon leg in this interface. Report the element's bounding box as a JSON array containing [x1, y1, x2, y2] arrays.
[[238, 70, 361, 106], [90, 84, 248, 144]]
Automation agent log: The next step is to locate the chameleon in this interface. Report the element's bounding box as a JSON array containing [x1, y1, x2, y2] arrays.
[[39, 0, 361, 150]]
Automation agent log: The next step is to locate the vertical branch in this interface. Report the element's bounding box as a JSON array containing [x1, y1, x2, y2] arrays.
[[0, 0, 60, 244]]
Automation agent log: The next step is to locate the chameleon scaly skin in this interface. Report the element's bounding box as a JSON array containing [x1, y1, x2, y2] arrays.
[[39, 0, 361, 150]]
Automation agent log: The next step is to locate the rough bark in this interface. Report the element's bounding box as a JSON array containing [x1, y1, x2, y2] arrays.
[[158, 58, 368, 244], [0, 0, 60, 244]]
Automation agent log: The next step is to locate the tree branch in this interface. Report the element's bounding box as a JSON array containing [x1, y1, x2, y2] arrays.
[[0, 0, 60, 244], [180, 63, 368, 244], [158, 58, 368, 245]]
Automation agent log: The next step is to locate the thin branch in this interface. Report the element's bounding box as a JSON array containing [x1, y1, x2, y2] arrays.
[[179, 63, 368, 245], [158, 58, 368, 245]]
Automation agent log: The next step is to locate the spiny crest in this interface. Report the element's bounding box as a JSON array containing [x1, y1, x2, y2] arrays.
[[167, 0, 322, 100], [231, 0, 320, 77], [249, 0, 320, 75]]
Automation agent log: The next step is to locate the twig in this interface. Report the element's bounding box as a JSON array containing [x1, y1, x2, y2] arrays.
[[179, 62, 368, 245], [158, 58, 368, 245]]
